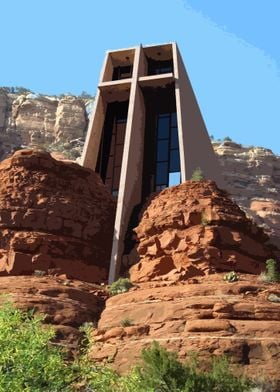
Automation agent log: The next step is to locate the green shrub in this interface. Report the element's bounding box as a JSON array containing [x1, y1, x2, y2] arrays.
[[224, 136, 232, 142], [259, 259, 280, 284], [191, 167, 205, 181], [108, 278, 133, 296], [135, 341, 190, 391], [0, 301, 73, 392], [223, 271, 239, 283], [265, 259, 280, 282], [201, 213, 210, 226], [130, 342, 251, 392], [120, 318, 133, 327], [0, 302, 253, 392]]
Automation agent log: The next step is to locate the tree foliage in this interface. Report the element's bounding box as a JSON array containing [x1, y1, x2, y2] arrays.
[[0, 301, 253, 392]]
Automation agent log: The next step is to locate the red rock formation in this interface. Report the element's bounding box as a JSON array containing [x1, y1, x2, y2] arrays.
[[0, 275, 107, 351], [89, 274, 280, 387], [130, 181, 277, 283], [0, 149, 115, 282]]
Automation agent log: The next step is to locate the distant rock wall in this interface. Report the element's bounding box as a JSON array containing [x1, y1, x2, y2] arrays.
[[213, 141, 280, 248], [0, 92, 91, 159]]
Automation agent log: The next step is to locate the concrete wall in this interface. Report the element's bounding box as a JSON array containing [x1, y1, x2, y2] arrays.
[[108, 47, 146, 283], [81, 90, 107, 169], [173, 43, 223, 187]]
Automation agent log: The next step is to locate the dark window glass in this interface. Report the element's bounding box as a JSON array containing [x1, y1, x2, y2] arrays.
[[106, 156, 114, 178], [112, 65, 132, 80], [147, 58, 173, 76], [170, 149, 180, 172], [156, 162, 168, 185], [157, 139, 169, 161], [171, 112, 177, 127], [156, 185, 167, 191], [170, 128, 179, 149], [113, 166, 121, 188], [157, 66, 172, 74], [116, 122, 126, 144], [157, 117, 169, 139], [109, 135, 115, 155], [115, 144, 123, 164]]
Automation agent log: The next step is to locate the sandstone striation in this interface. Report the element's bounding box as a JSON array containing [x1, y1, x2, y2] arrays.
[[130, 180, 277, 283], [0, 92, 90, 160], [89, 274, 280, 388], [214, 141, 280, 248], [0, 149, 115, 282]]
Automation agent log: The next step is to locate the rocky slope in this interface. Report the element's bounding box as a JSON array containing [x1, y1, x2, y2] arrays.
[[129, 180, 277, 283], [0, 147, 278, 388], [90, 275, 280, 388], [0, 275, 107, 353], [0, 149, 115, 282], [88, 180, 280, 388]]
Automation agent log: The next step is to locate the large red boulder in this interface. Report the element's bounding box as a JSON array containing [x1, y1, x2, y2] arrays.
[[0, 149, 115, 283], [130, 181, 277, 282]]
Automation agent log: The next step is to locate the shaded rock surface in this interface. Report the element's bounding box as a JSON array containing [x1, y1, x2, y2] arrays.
[[89, 274, 280, 388], [0, 275, 107, 352], [0, 149, 115, 282], [130, 181, 277, 283]]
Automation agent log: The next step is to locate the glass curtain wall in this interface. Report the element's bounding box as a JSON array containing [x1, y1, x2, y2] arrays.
[[96, 101, 128, 197], [155, 112, 181, 190]]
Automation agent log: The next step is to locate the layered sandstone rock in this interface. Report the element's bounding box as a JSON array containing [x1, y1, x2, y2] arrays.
[[130, 180, 277, 283], [89, 274, 280, 388], [0, 92, 90, 160], [0, 275, 107, 351], [0, 149, 115, 282], [214, 141, 280, 248]]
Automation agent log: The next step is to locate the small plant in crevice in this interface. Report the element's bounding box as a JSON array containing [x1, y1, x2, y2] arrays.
[[201, 212, 210, 226], [120, 318, 134, 327], [259, 259, 280, 284], [223, 271, 240, 283], [108, 278, 134, 296], [79, 321, 97, 348], [191, 167, 205, 181]]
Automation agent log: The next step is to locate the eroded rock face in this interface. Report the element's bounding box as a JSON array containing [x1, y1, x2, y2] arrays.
[[0, 275, 107, 352], [130, 181, 277, 283], [214, 141, 280, 248], [0, 92, 90, 160], [89, 275, 280, 388], [0, 149, 115, 282]]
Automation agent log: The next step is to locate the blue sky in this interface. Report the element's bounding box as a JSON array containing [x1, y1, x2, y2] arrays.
[[1, 0, 280, 154]]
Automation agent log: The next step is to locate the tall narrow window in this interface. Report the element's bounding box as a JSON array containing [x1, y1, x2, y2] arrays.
[[155, 113, 181, 191], [97, 101, 128, 197]]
